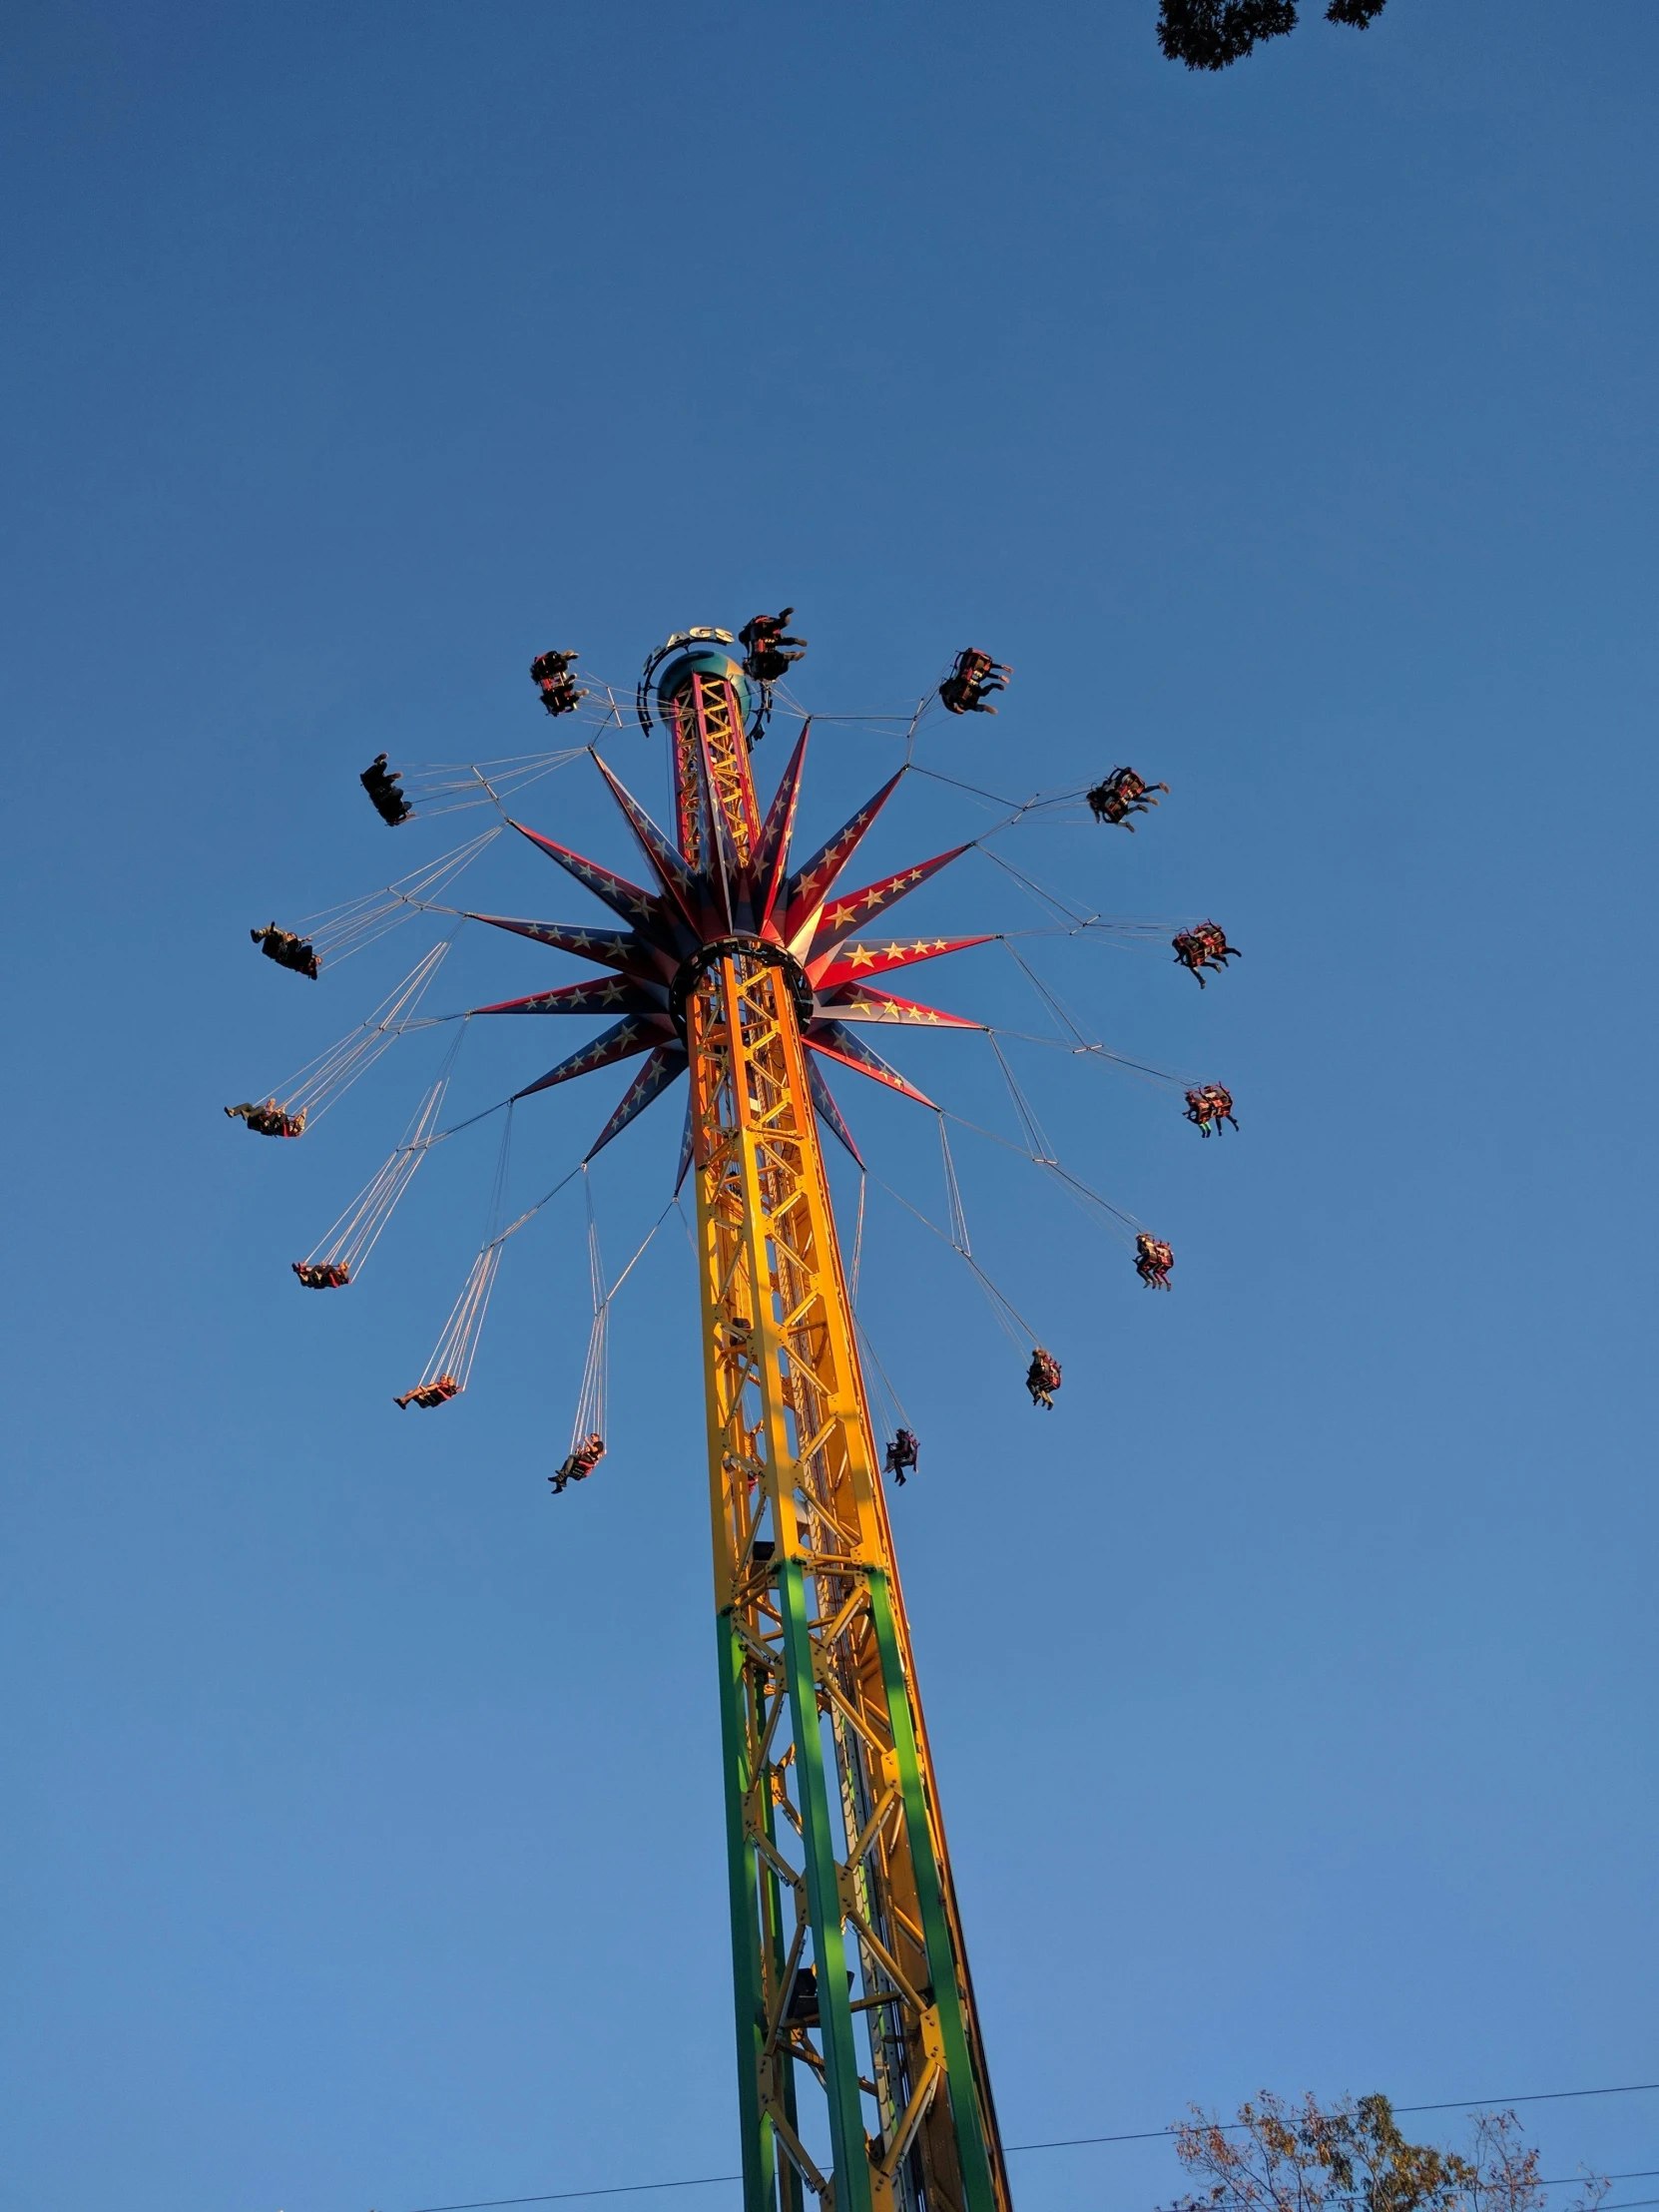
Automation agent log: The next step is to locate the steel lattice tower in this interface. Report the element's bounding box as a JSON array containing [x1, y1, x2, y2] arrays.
[[661, 642, 1009, 2212]]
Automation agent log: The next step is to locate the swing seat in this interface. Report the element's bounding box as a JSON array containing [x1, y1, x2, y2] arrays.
[[252, 924, 320, 978], [395, 1375, 459, 1410], [226, 1100, 306, 1138], [552, 1431, 606, 1490], [360, 754, 413, 826]]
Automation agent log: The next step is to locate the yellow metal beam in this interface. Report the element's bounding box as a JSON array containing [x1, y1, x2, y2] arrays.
[[688, 890, 1011, 2212]]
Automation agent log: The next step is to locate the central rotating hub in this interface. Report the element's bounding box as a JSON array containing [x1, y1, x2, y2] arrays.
[[670, 935, 815, 1039]]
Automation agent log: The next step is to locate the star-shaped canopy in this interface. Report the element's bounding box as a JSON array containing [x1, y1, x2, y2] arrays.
[[464, 730, 992, 1164]]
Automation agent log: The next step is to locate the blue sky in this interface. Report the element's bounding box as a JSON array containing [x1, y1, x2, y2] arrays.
[[2, 3, 1656, 2210]]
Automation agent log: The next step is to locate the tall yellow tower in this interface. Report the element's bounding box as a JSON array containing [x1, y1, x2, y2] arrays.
[[461, 630, 1011, 2211]]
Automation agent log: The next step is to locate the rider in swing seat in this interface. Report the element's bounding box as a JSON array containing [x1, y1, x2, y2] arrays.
[[529, 650, 587, 718], [550, 1432, 606, 1492], [1086, 767, 1169, 830], [394, 1375, 459, 1409], [1183, 1084, 1237, 1137], [1134, 1233, 1175, 1290], [225, 1098, 306, 1138], [939, 648, 1011, 716], [1171, 920, 1240, 987], [738, 609, 808, 685], [1026, 1348, 1061, 1408], [883, 1428, 920, 1483], [251, 922, 320, 978], [360, 753, 413, 826]]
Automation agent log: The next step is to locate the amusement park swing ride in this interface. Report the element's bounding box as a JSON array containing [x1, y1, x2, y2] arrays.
[[229, 615, 1241, 2212]]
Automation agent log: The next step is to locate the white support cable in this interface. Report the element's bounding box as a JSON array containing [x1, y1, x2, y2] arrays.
[[845, 1169, 914, 1444], [595, 685, 627, 734], [853, 1313, 913, 1445], [869, 1169, 1036, 1352], [937, 1112, 973, 1258], [384, 749, 587, 822], [571, 1171, 609, 1451], [253, 935, 456, 1127], [425, 1247, 505, 1391], [907, 763, 1088, 825], [756, 699, 927, 737], [1001, 937, 1099, 1056], [602, 1204, 672, 1307], [568, 1187, 674, 1454], [289, 828, 502, 966], [848, 1172, 867, 1306], [976, 840, 1103, 929], [902, 691, 932, 764], [488, 1101, 517, 1232], [412, 1103, 515, 1393], [982, 1017, 1198, 1092], [941, 1100, 1145, 1249], [987, 1034, 1056, 1167], [313, 1148, 419, 1274], [436, 1095, 513, 1144], [980, 847, 1199, 953], [467, 1260, 504, 1383], [484, 1163, 583, 1250], [1038, 1156, 1146, 1247], [294, 833, 499, 929], [933, 1116, 1030, 1347], [1011, 918, 1189, 947], [301, 1019, 472, 1279]]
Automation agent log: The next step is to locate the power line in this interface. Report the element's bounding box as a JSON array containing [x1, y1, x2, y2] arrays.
[[1401, 2095, 1659, 2122], [1001, 2088, 1659, 2157], [404, 2196, 1659, 2212], [401, 2185, 1659, 2212], [407, 2183, 737, 2211], [399, 2083, 1659, 2212]]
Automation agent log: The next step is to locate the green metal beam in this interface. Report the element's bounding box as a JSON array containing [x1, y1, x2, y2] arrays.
[[716, 1614, 777, 2212], [867, 1569, 999, 2212], [777, 1557, 875, 2212]]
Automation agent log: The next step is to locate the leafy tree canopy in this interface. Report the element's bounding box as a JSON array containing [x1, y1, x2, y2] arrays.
[[1158, 2094, 1609, 2212], [1159, 0, 1389, 71]]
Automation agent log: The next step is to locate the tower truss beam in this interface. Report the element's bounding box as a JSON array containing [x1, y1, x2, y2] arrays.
[[678, 667, 1011, 2212]]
